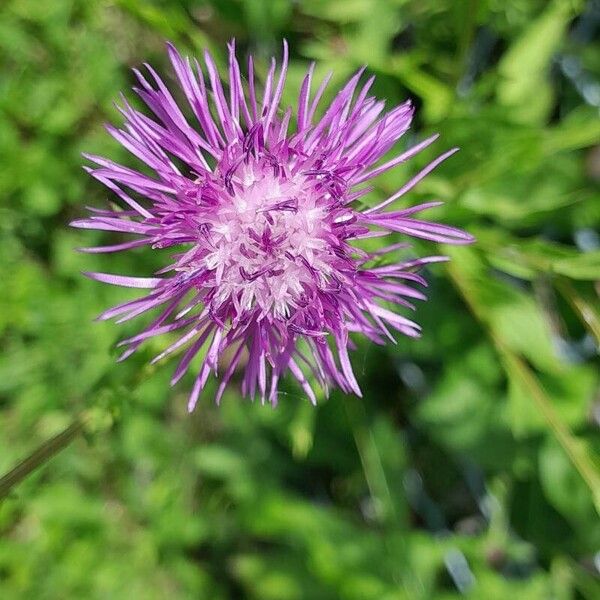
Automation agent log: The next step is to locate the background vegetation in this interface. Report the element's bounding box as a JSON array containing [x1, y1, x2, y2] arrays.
[[1, 0, 599, 598]]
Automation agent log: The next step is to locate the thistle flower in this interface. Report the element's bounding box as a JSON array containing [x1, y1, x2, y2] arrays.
[[73, 41, 473, 410]]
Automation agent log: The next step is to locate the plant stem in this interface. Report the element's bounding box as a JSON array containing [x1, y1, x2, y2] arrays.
[[0, 416, 87, 501], [448, 259, 600, 513]]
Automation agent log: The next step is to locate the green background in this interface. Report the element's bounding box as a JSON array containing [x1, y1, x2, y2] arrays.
[[1, 0, 600, 598]]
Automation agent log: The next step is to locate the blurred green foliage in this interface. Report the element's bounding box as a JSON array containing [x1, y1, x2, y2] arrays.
[[1, 0, 600, 598]]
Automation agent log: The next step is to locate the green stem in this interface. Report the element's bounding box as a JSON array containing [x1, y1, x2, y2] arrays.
[[0, 416, 87, 501], [554, 277, 600, 344], [448, 260, 600, 513]]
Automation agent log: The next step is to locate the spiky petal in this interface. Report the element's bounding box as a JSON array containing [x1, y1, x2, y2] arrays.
[[73, 41, 474, 410]]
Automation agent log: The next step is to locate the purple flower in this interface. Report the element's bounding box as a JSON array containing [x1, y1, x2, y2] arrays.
[[73, 41, 473, 410]]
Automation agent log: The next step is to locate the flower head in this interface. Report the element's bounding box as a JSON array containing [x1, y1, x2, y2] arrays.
[[73, 41, 473, 410]]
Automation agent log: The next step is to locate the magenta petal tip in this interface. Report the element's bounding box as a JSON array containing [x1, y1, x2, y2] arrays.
[[75, 40, 473, 409]]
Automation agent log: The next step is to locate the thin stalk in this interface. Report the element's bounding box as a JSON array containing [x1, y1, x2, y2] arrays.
[[448, 260, 600, 513], [0, 416, 87, 501], [554, 277, 600, 344]]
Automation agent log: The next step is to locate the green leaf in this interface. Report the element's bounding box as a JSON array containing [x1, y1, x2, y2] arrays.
[[385, 56, 454, 122], [508, 365, 596, 436], [539, 437, 600, 545], [553, 251, 600, 280], [497, 1, 575, 123], [543, 107, 600, 154], [350, 0, 402, 65], [447, 247, 600, 511], [416, 344, 510, 463]]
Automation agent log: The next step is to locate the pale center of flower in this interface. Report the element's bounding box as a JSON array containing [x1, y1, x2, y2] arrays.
[[200, 164, 333, 319]]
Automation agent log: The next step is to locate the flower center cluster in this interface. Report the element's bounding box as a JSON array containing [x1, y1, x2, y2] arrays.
[[75, 42, 475, 408], [197, 162, 335, 320]]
